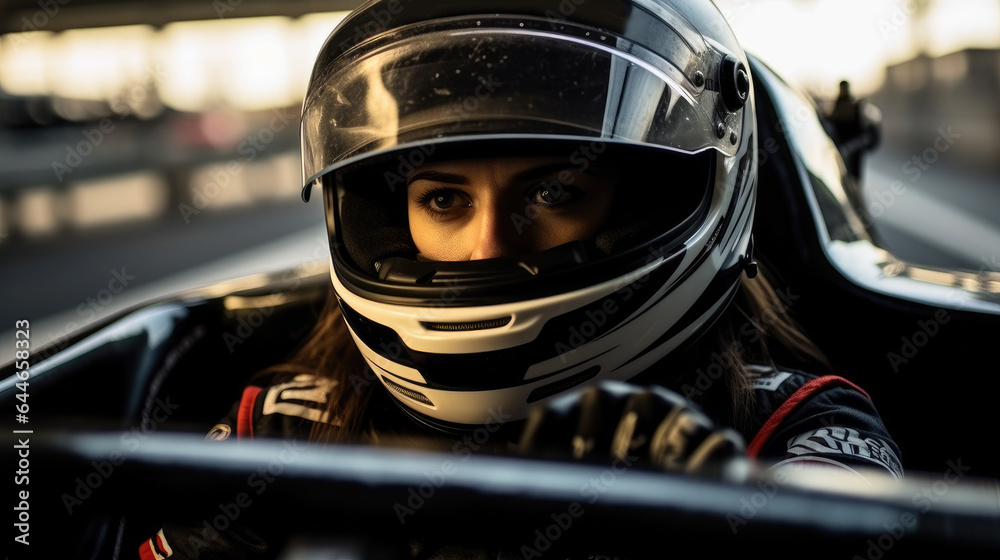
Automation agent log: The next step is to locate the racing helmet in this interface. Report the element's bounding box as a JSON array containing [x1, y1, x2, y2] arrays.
[[300, 0, 758, 431]]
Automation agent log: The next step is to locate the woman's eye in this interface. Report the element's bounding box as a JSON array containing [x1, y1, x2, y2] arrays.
[[416, 188, 468, 216], [529, 182, 575, 206], [430, 192, 456, 210]]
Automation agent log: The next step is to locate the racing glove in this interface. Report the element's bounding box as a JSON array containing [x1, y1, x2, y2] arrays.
[[517, 381, 748, 481]]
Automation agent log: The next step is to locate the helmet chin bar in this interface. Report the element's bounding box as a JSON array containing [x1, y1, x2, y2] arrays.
[[375, 241, 596, 284]]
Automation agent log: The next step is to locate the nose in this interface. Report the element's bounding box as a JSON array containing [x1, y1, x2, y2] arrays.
[[468, 205, 524, 260]]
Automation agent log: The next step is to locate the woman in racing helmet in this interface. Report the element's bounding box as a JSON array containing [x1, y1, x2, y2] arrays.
[[244, 0, 900, 480], [250, 0, 902, 474], [140, 2, 902, 557]]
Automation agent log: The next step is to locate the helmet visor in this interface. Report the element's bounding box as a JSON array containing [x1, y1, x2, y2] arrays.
[[301, 16, 742, 186]]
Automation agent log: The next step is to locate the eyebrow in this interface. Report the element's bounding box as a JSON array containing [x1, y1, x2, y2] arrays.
[[406, 171, 469, 187]]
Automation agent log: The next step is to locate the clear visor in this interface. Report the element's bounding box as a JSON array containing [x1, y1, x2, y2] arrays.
[[301, 18, 742, 186]]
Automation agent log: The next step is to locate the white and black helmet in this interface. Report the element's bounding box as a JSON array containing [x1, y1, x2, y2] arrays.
[[300, 0, 758, 431]]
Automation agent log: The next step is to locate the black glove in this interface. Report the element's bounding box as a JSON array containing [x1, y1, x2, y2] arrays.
[[517, 381, 747, 481]]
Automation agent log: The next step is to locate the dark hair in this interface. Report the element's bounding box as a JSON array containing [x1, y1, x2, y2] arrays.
[[257, 260, 830, 443], [697, 262, 832, 429]]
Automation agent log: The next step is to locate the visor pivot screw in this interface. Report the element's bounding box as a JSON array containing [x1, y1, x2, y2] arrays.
[[693, 71, 705, 87], [720, 55, 750, 112], [716, 122, 726, 139], [730, 131, 738, 145]]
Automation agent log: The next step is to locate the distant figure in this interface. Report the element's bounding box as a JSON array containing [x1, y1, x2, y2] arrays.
[[829, 80, 881, 179]]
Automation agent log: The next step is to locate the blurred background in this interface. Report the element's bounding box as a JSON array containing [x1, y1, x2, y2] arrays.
[[1, 0, 998, 361]]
